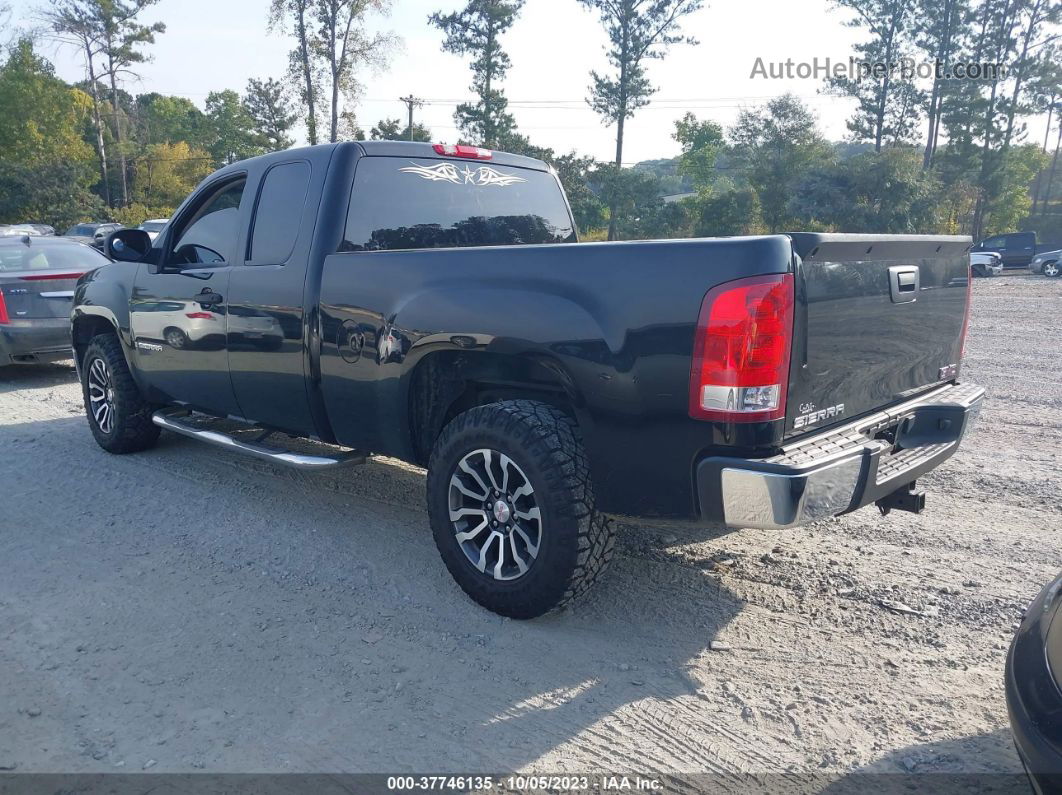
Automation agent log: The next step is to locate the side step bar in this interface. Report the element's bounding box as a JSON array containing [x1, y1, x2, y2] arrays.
[[152, 409, 367, 470]]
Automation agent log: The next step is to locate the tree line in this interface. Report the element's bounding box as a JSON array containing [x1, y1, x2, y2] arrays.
[[0, 0, 1058, 243]]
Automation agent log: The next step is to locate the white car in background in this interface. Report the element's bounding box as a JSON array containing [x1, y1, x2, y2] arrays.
[[970, 251, 1003, 277], [138, 218, 169, 242], [1029, 249, 1061, 277]]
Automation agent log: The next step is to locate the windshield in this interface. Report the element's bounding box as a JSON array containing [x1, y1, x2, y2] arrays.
[[65, 224, 97, 236], [141, 221, 167, 232]]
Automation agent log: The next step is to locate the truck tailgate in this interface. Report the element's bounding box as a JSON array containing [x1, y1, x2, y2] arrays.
[[785, 234, 972, 439]]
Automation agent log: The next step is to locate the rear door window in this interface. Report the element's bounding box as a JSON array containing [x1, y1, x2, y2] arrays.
[[248, 161, 312, 264], [341, 156, 575, 252]]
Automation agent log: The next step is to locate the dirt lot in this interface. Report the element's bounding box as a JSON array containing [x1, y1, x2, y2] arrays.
[[1, 273, 1059, 787]]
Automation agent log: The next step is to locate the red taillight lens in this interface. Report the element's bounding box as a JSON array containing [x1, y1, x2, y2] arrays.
[[689, 273, 795, 422], [185, 312, 215, 320], [0, 290, 8, 324], [432, 143, 492, 160], [17, 272, 86, 281]]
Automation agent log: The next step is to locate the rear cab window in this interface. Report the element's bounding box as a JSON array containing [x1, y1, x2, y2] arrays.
[[248, 161, 312, 265], [341, 156, 575, 252]]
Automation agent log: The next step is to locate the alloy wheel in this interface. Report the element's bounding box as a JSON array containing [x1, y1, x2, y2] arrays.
[[448, 448, 543, 581], [1044, 262, 1060, 277], [87, 357, 115, 434]]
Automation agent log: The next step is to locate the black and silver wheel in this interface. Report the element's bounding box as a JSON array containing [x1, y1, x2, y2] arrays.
[[87, 356, 115, 434], [1044, 261, 1060, 278], [81, 334, 160, 454], [448, 448, 542, 580], [427, 400, 614, 619]]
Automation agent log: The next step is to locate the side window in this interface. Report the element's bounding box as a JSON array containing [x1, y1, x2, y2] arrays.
[[982, 236, 1005, 248], [170, 178, 246, 267], [249, 161, 311, 265]]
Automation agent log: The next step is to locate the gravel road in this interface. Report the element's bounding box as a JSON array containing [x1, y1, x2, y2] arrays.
[[1, 273, 1059, 788]]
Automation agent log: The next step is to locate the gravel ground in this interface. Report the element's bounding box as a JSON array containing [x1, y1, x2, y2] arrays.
[[0, 273, 1059, 787]]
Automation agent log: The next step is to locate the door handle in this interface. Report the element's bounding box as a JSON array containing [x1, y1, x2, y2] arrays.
[[196, 290, 224, 306]]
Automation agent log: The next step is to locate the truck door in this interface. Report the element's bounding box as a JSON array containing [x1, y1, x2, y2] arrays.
[[225, 158, 320, 436], [130, 175, 246, 418]]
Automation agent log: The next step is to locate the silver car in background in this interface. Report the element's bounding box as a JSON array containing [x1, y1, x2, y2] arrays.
[[1029, 249, 1061, 277], [0, 236, 109, 365]]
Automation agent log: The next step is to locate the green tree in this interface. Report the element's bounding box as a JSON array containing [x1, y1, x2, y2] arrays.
[[429, 0, 523, 148], [686, 188, 763, 237], [369, 116, 431, 141], [793, 148, 943, 232], [314, 0, 398, 143], [672, 112, 723, 191], [205, 89, 263, 165], [136, 93, 208, 147], [270, 0, 321, 144], [131, 140, 214, 207], [826, 0, 923, 151], [0, 40, 100, 225], [912, 0, 972, 167], [243, 77, 297, 151], [270, 0, 397, 144], [593, 164, 668, 240], [552, 152, 606, 234], [577, 0, 702, 239], [43, 0, 113, 203], [94, 0, 167, 206], [728, 94, 833, 232]]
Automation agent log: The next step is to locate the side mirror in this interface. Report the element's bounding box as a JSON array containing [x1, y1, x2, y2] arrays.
[[106, 228, 152, 262]]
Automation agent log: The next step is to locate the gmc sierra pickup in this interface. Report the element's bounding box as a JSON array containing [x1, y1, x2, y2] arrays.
[[72, 141, 984, 619]]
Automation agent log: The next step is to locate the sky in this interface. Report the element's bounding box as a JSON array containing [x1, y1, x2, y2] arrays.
[[7, 0, 1054, 164]]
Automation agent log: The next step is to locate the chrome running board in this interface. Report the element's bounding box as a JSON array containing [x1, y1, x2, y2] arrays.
[[152, 408, 367, 470]]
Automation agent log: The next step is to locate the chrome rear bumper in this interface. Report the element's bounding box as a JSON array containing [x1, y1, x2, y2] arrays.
[[696, 382, 984, 529]]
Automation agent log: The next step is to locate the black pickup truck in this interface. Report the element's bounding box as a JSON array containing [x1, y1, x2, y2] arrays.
[[72, 141, 984, 619]]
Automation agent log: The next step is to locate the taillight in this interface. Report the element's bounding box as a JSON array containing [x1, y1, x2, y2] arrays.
[[432, 143, 492, 160], [689, 273, 795, 422], [959, 267, 973, 365], [0, 290, 8, 324], [185, 312, 215, 320], [17, 272, 86, 281]]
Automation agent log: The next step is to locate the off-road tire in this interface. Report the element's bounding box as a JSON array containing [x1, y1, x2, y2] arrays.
[[82, 333, 160, 454], [427, 400, 614, 619]]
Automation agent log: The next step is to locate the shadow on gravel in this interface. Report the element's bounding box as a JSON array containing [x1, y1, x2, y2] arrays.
[[0, 361, 77, 395], [1, 414, 752, 775], [818, 728, 1028, 794]]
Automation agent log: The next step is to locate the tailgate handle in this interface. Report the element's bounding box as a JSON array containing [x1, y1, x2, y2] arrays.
[[888, 266, 919, 303]]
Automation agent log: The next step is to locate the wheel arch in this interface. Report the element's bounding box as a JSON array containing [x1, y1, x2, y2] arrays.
[[406, 348, 587, 467]]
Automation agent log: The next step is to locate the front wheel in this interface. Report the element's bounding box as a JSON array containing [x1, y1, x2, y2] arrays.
[[81, 334, 160, 454], [1043, 261, 1060, 278], [426, 400, 614, 619]]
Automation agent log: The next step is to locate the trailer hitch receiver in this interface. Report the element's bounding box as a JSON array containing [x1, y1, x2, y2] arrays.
[[876, 481, 926, 517]]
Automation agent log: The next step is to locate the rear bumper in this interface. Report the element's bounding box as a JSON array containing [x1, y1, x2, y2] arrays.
[[0, 318, 74, 364], [1006, 576, 1062, 795], [696, 381, 984, 529]]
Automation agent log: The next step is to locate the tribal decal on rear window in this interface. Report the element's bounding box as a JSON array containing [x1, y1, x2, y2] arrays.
[[399, 161, 528, 187]]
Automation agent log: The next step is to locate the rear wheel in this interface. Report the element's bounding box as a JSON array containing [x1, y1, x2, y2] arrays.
[[426, 400, 614, 619], [81, 334, 160, 454], [1043, 261, 1060, 278]]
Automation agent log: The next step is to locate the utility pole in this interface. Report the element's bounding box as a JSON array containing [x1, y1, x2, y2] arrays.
[[398, 94, 424, 141]]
